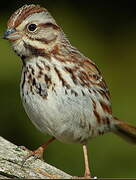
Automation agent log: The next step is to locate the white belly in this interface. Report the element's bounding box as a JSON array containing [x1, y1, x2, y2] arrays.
[[21, 86, 98, 144]]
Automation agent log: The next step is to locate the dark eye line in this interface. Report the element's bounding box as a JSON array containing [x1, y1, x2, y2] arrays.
[[40, 22, 59, 30]]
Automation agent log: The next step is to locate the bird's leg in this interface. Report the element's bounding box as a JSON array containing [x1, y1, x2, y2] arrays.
[[22, 137, 55, 165], [83, 144, 91, 179], [31, 137, 56, 159]]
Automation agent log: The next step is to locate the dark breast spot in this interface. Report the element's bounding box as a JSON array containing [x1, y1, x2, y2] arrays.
[[71, 89, 78, 96], [100, 101, 112, 114], [54, 67, 71, 89], [92, 99, 101, 124]]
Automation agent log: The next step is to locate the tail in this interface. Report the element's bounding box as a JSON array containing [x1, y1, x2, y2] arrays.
[[113, 118, 136, 144]]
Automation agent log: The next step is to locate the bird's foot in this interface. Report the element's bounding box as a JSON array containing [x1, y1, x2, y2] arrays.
[[20, 137, 55, 166], [72, 176, 91, 179], [84, 171, 91, 179], [20, 146, 44, 166], [73, 175, 97, 179], [72, 171, 92, 179]]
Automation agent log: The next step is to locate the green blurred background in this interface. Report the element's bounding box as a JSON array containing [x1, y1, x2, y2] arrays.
[[0, 0, 136, 178]]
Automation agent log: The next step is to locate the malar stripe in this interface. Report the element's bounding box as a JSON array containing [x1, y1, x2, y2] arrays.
[[26, 35, 48, 44], [23, 42, 50, 58], [25, 33, 57, 44]]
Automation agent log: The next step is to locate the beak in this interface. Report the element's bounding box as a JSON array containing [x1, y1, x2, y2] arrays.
[[3, 28, 22, 41]]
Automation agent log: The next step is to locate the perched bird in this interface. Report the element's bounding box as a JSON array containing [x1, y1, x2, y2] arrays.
[[3, 4, 136, 178]]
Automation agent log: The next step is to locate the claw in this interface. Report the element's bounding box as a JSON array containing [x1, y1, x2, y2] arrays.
[[21, 147, 44, 167], [20, 137, 55, 167]]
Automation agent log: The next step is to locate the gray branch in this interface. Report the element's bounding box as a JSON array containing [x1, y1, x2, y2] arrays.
[[0, 136, 72, 179]]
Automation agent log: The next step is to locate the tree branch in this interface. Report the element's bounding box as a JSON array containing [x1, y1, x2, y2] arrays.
[[0, 136, 72, 179]]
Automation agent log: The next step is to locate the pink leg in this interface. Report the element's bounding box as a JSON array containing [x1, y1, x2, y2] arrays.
[[83, 145, 91, 178], [22, 137, 55, 165]]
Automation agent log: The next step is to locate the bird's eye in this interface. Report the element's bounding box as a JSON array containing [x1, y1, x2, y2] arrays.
[[27, 24, 37, 32]]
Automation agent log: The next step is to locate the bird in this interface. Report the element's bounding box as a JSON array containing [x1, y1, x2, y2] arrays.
[[3, 4, 136, 178]]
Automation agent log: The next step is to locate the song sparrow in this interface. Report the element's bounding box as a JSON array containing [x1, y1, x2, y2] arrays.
[[3, 4, 136, 178]]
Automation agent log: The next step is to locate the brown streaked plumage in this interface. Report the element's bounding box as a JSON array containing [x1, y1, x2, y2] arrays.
[[23, 43, 50, 58], [40, 22, 60, 30], [100, 101, 112, 114], [4, 4, 136, 179], [7, 5, 46, 28], [54, 66, 71, 89]]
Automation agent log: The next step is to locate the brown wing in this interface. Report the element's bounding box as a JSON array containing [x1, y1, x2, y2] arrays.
[[51, 44, 111, 102], [79, 58, 111, 101]]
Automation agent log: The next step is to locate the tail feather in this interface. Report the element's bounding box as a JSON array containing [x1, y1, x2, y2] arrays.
[[113, 118, 136, 144]]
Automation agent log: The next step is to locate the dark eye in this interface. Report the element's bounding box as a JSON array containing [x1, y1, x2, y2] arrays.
[[27, 24, 37, 32]]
